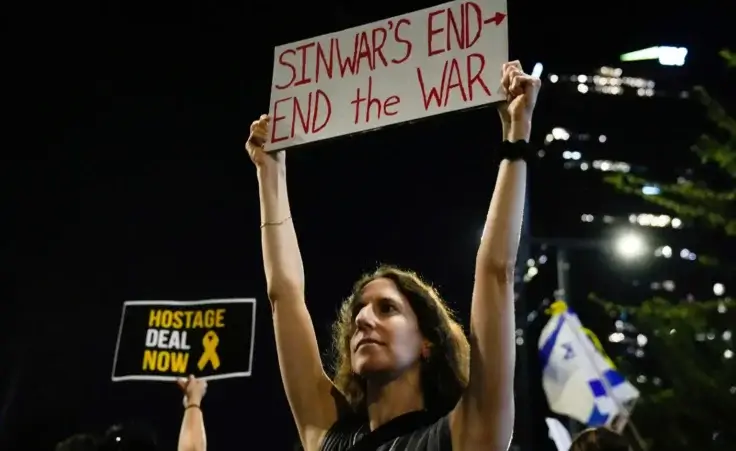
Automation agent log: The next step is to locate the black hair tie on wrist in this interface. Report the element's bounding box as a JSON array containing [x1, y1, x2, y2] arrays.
[[185, 404, 201, 410], [498, 140, 536, 162]]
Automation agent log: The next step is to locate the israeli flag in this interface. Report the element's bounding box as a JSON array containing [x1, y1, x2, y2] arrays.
[[538, 301, 640, 427]]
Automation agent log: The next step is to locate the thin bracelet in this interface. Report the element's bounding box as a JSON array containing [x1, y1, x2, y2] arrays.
[[185, 404, 201, 410], [260, 216, 292, 229]]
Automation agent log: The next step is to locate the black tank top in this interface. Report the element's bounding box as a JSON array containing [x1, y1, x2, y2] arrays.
[[319, 410, 452, 451]]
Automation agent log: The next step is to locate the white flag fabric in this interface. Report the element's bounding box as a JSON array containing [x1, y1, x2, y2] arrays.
[[545, 417, 572, 451], [538, 301, 640, 427]]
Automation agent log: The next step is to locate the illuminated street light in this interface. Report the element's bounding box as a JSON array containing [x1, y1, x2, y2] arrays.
[[614, 231, 647, 260], [527, 232, 651, 342]]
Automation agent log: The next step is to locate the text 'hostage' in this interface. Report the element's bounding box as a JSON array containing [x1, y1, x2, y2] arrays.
[[142, 308, 225, 375], [268, 0, 508, 151]]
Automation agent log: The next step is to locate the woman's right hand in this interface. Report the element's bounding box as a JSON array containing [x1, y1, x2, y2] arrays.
[[246, 114, 285, 171]]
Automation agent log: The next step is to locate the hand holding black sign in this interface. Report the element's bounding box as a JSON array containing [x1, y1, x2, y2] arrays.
[[177, 375, 207, 406]]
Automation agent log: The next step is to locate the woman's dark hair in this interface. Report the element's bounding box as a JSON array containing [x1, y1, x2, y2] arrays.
[[331, 265, 470, 414], [570, 428, 631, 451]]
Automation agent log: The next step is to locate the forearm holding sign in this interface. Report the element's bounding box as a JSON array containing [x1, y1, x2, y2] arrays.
[[247, 116, 339, 451], [177, 376, 207, 451], [178, 407, 206, 451], [452, 62, 540, 451]]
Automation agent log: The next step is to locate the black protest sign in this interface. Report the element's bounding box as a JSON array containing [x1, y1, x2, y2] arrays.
[[112, 299, 256, 382]]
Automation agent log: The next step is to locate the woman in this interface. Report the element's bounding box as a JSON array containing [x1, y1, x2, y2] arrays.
[[247, 61, 541, 451]]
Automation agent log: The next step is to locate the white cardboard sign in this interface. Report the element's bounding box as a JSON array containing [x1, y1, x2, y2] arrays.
[[267, 0, 508, 151]]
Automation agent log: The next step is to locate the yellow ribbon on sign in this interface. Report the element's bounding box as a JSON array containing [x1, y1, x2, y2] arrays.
[[197, 330, 221, 371]]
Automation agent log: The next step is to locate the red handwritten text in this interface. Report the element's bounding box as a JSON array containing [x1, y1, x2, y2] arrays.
[[427, 1, 485, 57], [350, 76, 401, 124], [274, 18, 413, 91], [416, 53, 491, 110], [271, 90, 333, 144], [269, 1, 506, 146]]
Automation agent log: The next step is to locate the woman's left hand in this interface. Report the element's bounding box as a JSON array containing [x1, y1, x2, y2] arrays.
[[498, 61, 541, 124]]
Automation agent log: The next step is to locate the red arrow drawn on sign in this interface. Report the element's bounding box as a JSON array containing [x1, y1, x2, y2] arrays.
[[484, 12, 506, 26]]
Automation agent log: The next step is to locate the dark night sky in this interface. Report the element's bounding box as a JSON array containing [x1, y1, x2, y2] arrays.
[[3, 1, 731, 450]]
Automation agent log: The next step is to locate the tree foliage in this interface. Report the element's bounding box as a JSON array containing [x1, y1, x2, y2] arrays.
[[595, 50, 736, 450], [591, 295, 736, 450]]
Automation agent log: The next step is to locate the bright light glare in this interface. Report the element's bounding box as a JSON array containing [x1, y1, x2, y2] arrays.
[[531, 63, 544, 78], [620, 46, 688, 67], [637, 334, 648, 346], [615, 232, 647, 259], [658, 47, 688, 66], [714, 283, 725, 296], [642, 185, 660, 195]]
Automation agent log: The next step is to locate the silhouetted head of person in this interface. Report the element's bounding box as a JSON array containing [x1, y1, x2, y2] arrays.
[[332, 265, 470, 414], [98, 423, 158, 451], [55, 434, 100, 451], [55, 423, 157, 451], [570, 427, 631, 451]]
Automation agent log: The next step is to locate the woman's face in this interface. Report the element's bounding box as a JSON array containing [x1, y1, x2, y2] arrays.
[[350, 277, 425, 377]]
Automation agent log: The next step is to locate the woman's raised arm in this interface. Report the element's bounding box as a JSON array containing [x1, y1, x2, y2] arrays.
[[247, 115, 339, 451], [176, 376, 208, 451], [451, 62, 541, 451]]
